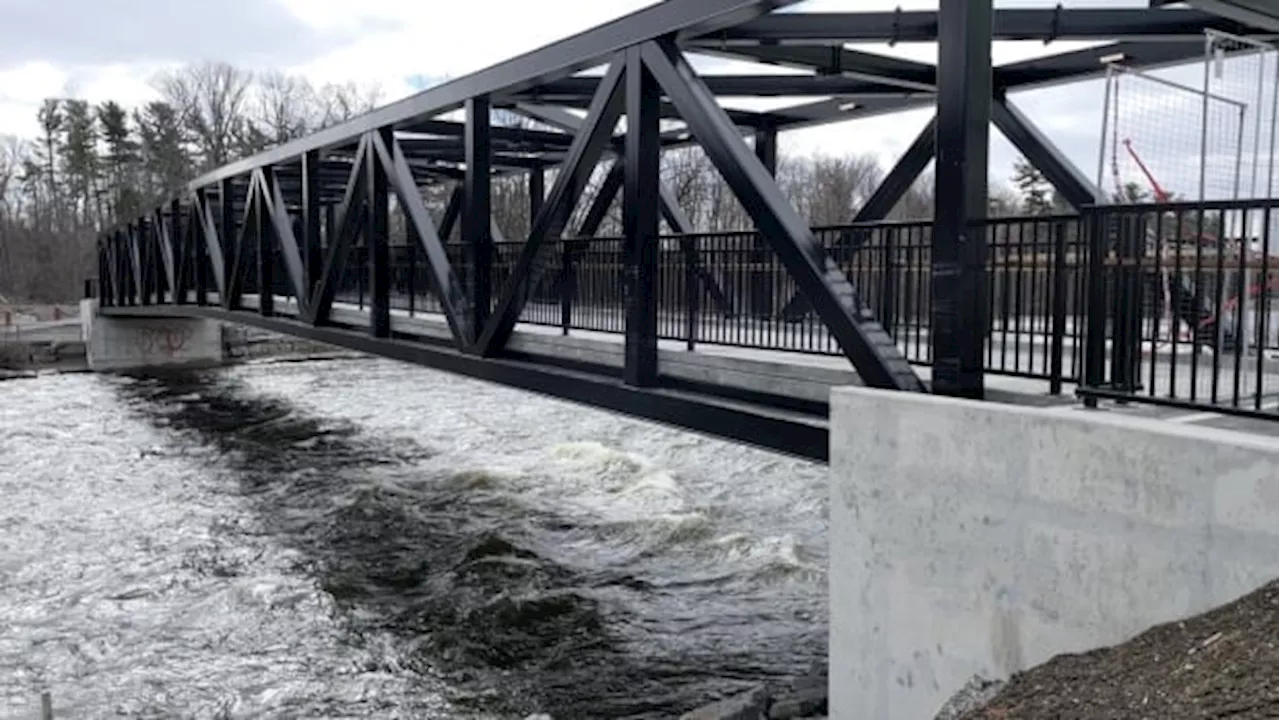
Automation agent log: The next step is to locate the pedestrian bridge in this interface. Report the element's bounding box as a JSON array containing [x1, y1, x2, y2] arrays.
[[90, 0, 1277, 458], [81, 1, 1279, 717]]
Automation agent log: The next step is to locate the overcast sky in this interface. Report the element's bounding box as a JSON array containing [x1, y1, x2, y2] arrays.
[[0, 0, 1271, 198]]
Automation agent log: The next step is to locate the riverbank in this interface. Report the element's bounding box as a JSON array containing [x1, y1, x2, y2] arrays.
[[951, 580, 1278, 720]]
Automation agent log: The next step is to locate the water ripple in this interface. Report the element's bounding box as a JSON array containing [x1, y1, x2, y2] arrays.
[[1, 359, 826, 718]]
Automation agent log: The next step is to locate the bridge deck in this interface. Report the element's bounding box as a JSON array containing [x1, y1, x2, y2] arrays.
[[99, 293, 1276, 454]]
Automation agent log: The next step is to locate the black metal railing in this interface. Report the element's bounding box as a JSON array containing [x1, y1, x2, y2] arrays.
[[330, 214, 1089, 391], [1080, 197, 1278, 419], [93, 200, 1277, 416]]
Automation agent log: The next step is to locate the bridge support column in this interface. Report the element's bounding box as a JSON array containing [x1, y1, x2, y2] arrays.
[[79, 299, 224, 372], [931, 0, 993, 399]]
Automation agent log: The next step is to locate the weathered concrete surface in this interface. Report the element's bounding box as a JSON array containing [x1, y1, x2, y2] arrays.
[[828, 387, 1278, 720], [79, 299, 223, 372]]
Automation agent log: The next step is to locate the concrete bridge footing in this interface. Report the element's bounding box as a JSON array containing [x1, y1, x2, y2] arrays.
[[79, 299, 224, 372], [828, 387, 1278, 719]]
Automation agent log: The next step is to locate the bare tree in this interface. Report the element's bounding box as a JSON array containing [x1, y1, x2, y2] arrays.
[[255, 71, 318, 144], [662, 146, 713, 232], [156, 62, 254, 170], [316, 81, 383, 127]]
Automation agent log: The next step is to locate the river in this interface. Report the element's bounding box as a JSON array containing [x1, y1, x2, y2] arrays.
[[0, 357, 827, 719]]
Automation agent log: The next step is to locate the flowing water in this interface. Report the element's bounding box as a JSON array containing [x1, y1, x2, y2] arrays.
[[0, 358, 827, 719]]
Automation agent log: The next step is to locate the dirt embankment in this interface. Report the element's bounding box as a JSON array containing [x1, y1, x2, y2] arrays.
[[960, 581, 1278, 720]]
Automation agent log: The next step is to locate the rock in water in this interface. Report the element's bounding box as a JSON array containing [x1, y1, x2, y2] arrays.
[[769, 687, 827, 719], [680, 685, 770, 720], [770, 660, 828, 719]]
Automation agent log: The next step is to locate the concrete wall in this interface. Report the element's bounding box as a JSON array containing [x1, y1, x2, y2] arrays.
[[80, 299, 223, 372], [828, 387, 1278, 720]]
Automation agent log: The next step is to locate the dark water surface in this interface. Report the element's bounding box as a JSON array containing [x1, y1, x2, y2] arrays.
[[0, 358, 826, 718]]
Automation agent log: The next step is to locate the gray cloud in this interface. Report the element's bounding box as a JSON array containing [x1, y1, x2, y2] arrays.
[[0, 0, 388, 70]]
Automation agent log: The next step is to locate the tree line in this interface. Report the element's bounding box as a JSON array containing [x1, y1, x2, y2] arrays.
[[0, 60, 1059, 303], [0, 62, 384, 302]]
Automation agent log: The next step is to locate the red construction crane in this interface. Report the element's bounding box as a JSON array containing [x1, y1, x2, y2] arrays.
[[1121, 138, 1171, 202]]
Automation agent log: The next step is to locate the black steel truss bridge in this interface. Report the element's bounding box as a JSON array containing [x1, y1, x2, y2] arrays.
[[95, 0, 1279, 460]]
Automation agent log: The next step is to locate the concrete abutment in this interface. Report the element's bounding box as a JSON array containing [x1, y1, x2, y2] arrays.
[[79, 299, 224, 372], [828, 387, 1278, 719]]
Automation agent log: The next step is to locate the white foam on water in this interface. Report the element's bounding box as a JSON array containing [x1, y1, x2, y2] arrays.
[[0, 373, 461, 718]]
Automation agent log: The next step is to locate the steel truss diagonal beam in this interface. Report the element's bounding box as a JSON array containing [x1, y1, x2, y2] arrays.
[[577, 161, 624, 237], [640, 39, 923, 391], [185, 0, 798, 189], [856, 116, 938, 223], [438, 185, 463, 242], [370, 131, 471, 347], [514, 102, 736, 315], [309, 136, 369, 325], [476, 57, 626, 356], [991, 97, 1105, 209], [153, 207, 176, 301], [128, 223, 143, 303], [195, 189, 227, 298], [255, 167, 312, 316], [224, 177, 261, 310], [777, 115, 938, 322]]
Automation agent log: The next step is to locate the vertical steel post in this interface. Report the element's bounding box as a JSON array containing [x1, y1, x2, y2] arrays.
[[96, 245, 107, 305], [1082, 208, 1108, 407], [406, 213, 419, 317], [303, 150, 322, 297], [561, 239, 579, 335], [220, 178, 235, 308], [1049, 219, 1068, 395], [325, 203, 336, 253], [257, 172, 274, 317], [931, 0, 992, 399], [195, 190, 210, 306], [137, 221, 152, 306], [143, 219, 156, 306], [1111, 214, 1142, 392], [880, 228, 897, 336], [171, 198, 183, 304], [127, 228, 136, 306], [754, 123, 777, 176], [368, 129, 392, 338], [624, 46, 660, 387], [752, 122, 779, 317], [529, 164, 545, 232], [464, 96, 493, 345], [131, 225, 141, 306]]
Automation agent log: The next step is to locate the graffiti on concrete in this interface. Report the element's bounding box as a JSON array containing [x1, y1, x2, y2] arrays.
[[130, 324, 193, 357]]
